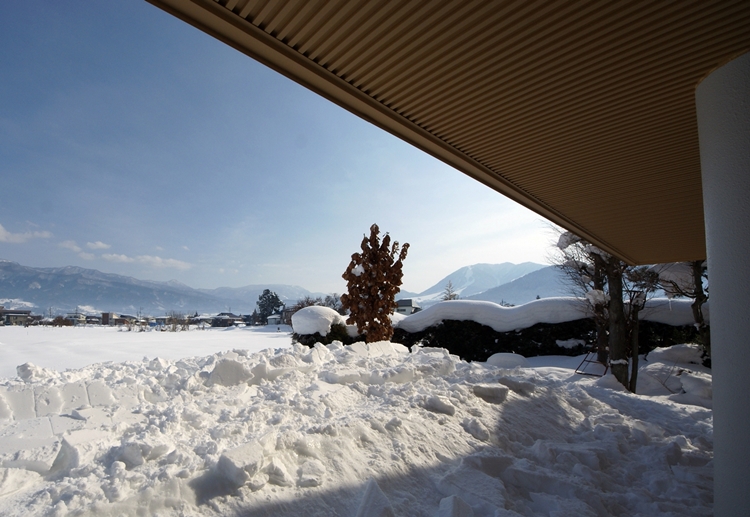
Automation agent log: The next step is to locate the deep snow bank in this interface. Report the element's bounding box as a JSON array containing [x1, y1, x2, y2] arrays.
[[395, 297, 706, 334], [0, 340, 712, 517]]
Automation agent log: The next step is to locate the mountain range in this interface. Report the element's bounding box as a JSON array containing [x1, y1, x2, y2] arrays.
[[402, 262, 553, 305], [0, 260, 323, 316], [0, 259, 569, 316]]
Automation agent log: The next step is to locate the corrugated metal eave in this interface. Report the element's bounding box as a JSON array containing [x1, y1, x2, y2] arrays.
[[147, 0, 631, 259], [142, 0, 744, 265]]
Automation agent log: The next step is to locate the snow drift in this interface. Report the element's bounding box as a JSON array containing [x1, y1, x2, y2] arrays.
[[0, 337, 712, 516]]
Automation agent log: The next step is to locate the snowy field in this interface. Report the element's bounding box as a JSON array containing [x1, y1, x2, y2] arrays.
[[0, 317, 712, 516], [0, 325, 292, 381]]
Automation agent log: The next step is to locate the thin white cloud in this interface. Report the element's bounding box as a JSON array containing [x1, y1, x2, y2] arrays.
[[0, 223, 52, 243], [137, 255, 192, 270], [59, 240, 82, 252], [86, 241, 111, 250], [102, 253, 191, 270], [101, 253, 135, 263], [59, 240, 96, 260]]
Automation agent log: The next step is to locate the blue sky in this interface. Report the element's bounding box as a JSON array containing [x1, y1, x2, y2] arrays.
[[0, 1, 553, 294]]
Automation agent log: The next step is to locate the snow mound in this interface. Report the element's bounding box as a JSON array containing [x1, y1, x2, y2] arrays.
[[291, 306, 356, 336], [396, 298, 591, 334], [396, 297, 705, 334], [486, 353, 529, 368], [0, 342, 712, 516], [647, 343, 705, 365]]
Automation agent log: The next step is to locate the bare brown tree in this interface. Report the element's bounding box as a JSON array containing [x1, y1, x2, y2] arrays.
[[555, 231, 659, 391]]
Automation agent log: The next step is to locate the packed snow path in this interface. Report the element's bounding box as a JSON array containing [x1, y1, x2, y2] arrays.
[[0, 339, 711, 516]]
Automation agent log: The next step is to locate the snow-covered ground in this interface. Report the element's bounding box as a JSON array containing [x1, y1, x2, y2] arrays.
[[0, 325, 292, 381], [0, 309, 712, 516]]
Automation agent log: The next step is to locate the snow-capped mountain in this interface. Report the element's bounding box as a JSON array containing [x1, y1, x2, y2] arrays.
[[406, 262, 547, 306], [466, 265, 571, 306]]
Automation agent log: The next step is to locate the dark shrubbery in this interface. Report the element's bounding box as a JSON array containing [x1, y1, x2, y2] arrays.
[[293, 323, 359, 347], [392, 319, 595, 362], [391, 318, 707, 363], [293, 316, 708, 364]]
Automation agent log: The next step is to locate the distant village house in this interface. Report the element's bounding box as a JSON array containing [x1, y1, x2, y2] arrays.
[[395, 299, 422, 315], [0, 306, 33, 326]]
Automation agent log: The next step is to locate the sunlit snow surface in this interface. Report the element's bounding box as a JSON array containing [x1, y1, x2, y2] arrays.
[[0, 323, 712, 516]]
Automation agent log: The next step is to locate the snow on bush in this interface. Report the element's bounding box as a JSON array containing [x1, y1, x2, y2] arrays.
[[291, 306, 349, 336], [640, 298, 710, 326], [395, 298, 592, 334], [396, 297, 705, 334]]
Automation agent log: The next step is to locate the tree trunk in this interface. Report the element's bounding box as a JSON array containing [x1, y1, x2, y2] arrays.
[[596, 319, 609, 365], [628, 309, 640, 393], [690, 260, 710, 354], [607, 260, 629, 388], [592, 254, 609, 364]]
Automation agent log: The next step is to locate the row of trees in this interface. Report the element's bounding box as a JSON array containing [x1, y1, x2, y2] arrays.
[[555, 231, 708, 392]]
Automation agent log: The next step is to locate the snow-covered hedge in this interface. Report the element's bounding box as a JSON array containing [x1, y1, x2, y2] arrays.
[[396, 298, 705, 334], [291, 298, 707, 359], [392, 298, 707, 362]]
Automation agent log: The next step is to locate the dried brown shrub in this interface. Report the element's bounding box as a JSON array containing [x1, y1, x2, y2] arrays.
[[341, 224, 409, 342]]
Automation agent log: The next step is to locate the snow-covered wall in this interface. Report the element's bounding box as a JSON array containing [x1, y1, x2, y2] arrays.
[[395, 298, 591, 334], [396, 297, 706, 334]]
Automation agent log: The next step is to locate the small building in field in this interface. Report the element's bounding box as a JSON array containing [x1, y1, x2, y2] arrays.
[[395, 299, 421, 315], [266, 313, 282, 326], [102, 312, 119, 326], [0, 306, 33, 326], [211, 312, 242, 327], [65, 312, 86, 326]]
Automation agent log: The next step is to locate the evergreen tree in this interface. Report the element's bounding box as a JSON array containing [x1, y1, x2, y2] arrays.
[[442, 280, 459, 300], [256, 289, 283, 324], [341, 224, 409, 342]]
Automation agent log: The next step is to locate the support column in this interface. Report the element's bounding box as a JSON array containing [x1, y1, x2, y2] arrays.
[[695, 51, 750, 516]]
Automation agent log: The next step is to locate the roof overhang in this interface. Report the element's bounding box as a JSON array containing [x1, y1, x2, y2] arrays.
[[147, 0, 750, 264]]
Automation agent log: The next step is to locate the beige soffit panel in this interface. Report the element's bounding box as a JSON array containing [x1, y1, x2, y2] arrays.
[[147, 0, 750, 264]]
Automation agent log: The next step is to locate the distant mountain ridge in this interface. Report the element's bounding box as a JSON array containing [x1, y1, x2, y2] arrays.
[[466, 266, 571, 305], [0, 260, 323, 316], [408, 262, 547, 307], [0, 259, 564, 316]]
